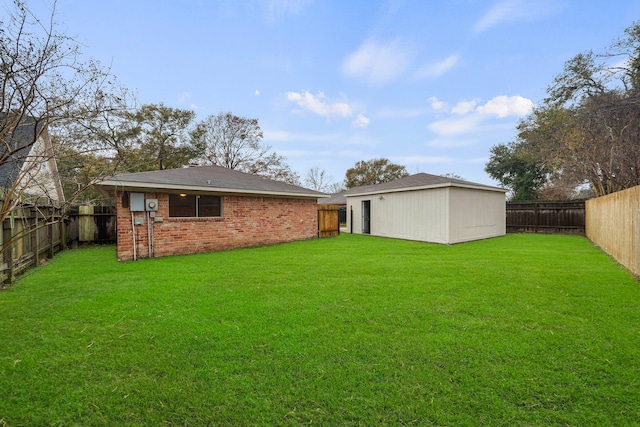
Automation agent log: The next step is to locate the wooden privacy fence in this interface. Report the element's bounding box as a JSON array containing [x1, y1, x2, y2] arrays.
[[318, 204, 340, 237], [1, 206, 66, 284], [1, 205, 116, 284], [67, 205, 117, 243], [506, 201, 585, 234], [586, 186, 640, 277]]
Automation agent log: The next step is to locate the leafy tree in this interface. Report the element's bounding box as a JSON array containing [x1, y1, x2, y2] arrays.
[[131, 103, 198, 171], [487, 21, 640, 199], [485, 142, 549, 200], [344, 158, 408, 189], [543, 21, 640, 197], [191, 112, 300, 184], [54, 144, 113, 204]]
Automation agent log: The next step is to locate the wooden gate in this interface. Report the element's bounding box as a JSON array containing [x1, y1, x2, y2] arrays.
[[318, 204, 340, 237]]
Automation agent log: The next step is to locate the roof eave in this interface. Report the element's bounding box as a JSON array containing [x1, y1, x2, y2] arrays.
[[98, 179, 328, 199], [346, 182, 506, 197]]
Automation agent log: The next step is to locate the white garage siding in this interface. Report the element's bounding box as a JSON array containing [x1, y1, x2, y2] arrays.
[[346, 183, 506, 244], [347, 188, 450, 244], [448, 187, 506, 243]]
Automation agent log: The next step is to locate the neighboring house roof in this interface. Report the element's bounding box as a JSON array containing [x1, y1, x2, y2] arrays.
[[345, 172, 506, 197], [0, 116, 45, 188], [0, 114, 64, 202], [100, 165, 328, 199], [318, 192, 347, 205]]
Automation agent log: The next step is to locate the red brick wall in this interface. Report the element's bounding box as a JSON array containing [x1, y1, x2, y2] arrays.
[[115, 192, 318, 261]]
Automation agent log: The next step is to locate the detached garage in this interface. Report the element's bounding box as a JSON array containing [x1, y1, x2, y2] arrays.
[[346, 173, 506, 244]]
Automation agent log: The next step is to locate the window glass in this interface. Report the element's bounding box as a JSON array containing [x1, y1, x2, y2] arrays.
[[169, 194, 196, 217], [169, 194, 222, 217], [198, 195, 222, 217]]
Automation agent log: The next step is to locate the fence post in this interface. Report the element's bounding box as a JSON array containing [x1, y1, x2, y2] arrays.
[[59, 218, 66, 251], [31, 216, 39, 267], [48, 211, 54, 259], [3, 219, 13, 284]]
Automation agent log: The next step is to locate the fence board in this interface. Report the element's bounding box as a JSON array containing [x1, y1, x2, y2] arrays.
[[586, 186, 640, 276], [78, 205, 95, 242], [318, 205, 340, 238]]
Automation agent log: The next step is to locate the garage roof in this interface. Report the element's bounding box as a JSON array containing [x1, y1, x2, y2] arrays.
[[346, 173, 505, 197]]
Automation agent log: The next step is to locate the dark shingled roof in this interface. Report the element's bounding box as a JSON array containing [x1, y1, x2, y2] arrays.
[[100, 164, 328, 199], [317, 192, 347, 205], [345, 172, 505, 196], [0, 115, 44, 188]]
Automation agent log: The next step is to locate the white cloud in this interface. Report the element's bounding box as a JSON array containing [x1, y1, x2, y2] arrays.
[[428, 114, 483, 136], [428, 97, 448, 112], [286, 90, 352, 119], [427, 95, 534, 137], [473, 0, 560, 34], [352, 114, 370, 128], [415, 54, 460, 79], [341, 38, 412, 85], [254, 89, 261, 96], [451, 100, 478, 115], [476, 95, 534, 118]]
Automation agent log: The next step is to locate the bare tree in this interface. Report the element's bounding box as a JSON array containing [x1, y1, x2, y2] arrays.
[[191, 112, 300, 185], [304, 167, 334, 192], [1, 1, 134, 249], [52, 86, 140, 202]]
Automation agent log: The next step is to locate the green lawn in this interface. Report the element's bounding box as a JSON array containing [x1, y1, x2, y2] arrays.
[[1, 234, 639, 426]]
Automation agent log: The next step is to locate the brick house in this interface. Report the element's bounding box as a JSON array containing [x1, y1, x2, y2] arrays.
[[99, 165, 326, 261]]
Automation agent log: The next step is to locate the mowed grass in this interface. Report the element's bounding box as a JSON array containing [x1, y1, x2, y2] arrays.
[[1, 234, 639, 426]]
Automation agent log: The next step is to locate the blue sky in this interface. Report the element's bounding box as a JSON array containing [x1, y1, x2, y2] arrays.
[[18, 0, 640, 187]]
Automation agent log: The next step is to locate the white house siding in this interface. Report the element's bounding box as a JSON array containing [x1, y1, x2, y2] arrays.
[[448, 187, 506, 243], [18, 134, 64, 202]]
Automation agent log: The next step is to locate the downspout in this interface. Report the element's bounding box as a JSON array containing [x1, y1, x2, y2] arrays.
[[147, 211, 152, 258], [131, 212, 137, 261]]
